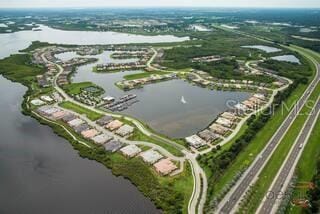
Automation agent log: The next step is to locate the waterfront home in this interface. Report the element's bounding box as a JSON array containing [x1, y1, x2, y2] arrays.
[[104, 140, 124, 152], [115, 124, 134, 137], [209, 123, 229, 135], [153, 158, 178, 176], [120, 145, 142, 158], [140, 150, 163, 164], [221, 112, 237, 121], [40, 95, 54, 102], [242, 100, 256, 109], [36, 75, 50, 88], [68, 118, 85, 127], [253, 93, 266, 101], [216, 117, 233, 128], [234, 103, 248, 112], [249, 97, 263, 105], [106, 120, 124, 131], [96, 115, 113, 126], [61, 113, 77, 123], [31, 99, 45, 106], [51, 110, 68, 120], [41, 107, 61, 116], [81, 129, 99, 139], [185, 135, 206, 148], [91, 133, 113, 145], [198, 129, 219, 143], [73, 123, 90, 134]]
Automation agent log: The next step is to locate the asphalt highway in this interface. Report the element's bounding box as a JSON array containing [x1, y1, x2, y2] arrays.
[[258, 97, 320, 214], [218, 62, 320, 214]]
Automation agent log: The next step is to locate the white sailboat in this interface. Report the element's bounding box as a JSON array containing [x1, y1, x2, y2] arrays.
[[181, 96, 187, 104]]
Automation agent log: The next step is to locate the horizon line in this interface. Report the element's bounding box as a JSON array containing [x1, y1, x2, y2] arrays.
[[0, 6, 320, 10]]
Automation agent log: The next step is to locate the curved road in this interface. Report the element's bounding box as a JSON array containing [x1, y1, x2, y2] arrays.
[[217, 46, 320, 213], [42, 51, 206, 214]]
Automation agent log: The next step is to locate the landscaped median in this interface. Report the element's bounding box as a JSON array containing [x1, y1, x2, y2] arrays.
[[285, 118, 320, 214], [237, 75, 320, 213]]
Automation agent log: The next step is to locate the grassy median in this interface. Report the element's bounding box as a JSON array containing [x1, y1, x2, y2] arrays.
[[238, 69, 320, 213]]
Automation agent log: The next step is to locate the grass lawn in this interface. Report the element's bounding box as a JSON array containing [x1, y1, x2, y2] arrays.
[[108, 153, 193, 214], [59, 101, 103, 120], [123, 70, 172, 80], [62, 81, 104, 95], [238, 80, 320, 213], [158, 162, 194, 214], [287, 118, 320, 214], [129, 128, 184, 157]]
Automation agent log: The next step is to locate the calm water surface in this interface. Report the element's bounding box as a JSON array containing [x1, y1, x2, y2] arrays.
[[271, 55, 301, 64], [0, 75, 159, 214], [0, 25, 189, 59], [0, 28, 188, 213], [56, 52, 251, 138], [242, 45, 282, 53]]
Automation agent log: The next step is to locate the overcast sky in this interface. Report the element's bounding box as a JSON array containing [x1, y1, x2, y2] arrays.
[[0, 0, 319, 8]]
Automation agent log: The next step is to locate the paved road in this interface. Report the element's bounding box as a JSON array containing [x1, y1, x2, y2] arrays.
[[42, 51, 206, 214], [217, 57, 320, 213], [257, 97, 320, 214]]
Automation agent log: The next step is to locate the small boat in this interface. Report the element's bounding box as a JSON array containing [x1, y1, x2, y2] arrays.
[[181, 96, 187, 104]]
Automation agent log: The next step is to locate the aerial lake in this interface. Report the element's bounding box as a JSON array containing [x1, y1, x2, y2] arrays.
[[0, 24, 189, 59], [56, 51, 251, 138], [271, 55, 301, 64], [242, 45, 282, 53]]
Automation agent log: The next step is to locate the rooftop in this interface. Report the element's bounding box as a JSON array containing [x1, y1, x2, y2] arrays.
[[115, 124, 134, 137], [104, 140, 124, 152], [81, 129, 99, 139], [120, 144, 142, 157], [153, 158, 177, 175], [140, 150, 163, 164], [106, 120, 124, 131]]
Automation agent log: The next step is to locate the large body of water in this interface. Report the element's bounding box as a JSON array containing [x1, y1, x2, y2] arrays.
[[0, 26, 247, 213], [0, 27, 190, 213], [242, 45, 282, 53], [0, 76, 159, 213], [0, 25, 189, 59], [271, 54, 301, 64], [56, 51, 251, 138]]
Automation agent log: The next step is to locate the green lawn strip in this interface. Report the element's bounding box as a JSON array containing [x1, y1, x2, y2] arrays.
[[239, 83, 320, 213], [59, 101, 103, 120], [286, 118, 320, 214], [208, 84, 306, 200], [158, 162, 194, 214], [123, 70, 172, 80], [128, 128, 184, 157], [62, 81, 103, 95], [108, 153, 193, 214]]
